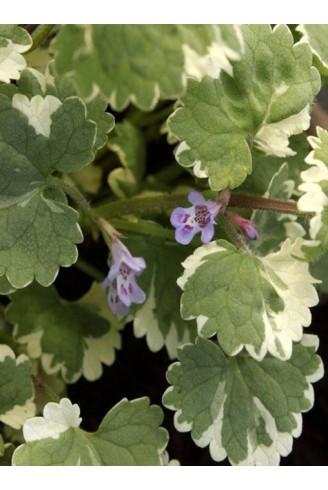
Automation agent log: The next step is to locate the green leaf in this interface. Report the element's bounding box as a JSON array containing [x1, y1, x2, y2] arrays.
[[0, 275, 16, 295], [310, 251, 328, 292], [297, 25, 328, 76], [163, 335, 323, 465], [13, 397, 168, 465], [127, 234, 197, 359], [0, 63, 115, 152], [169, 24, 320, 191], [178, 238, 318, 361], [0, 25, 32, 83], [0, 434, 3, 456], [108, 121, 146, 198], [51, 25, 242, 111], [241, 133, 309, 196], [0, 442, 15, 466], [0, 344, 35, 429], [6, 283, 124, 383], [298, 127, 328, 260], [0, 95, 96, 288], [251, 163, 305, 256]]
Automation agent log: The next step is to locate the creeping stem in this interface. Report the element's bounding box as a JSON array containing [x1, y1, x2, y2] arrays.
[[26, 24, 56, 53], [93, 191, 306, 219]]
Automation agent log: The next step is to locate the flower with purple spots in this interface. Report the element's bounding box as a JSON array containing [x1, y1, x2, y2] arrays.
[[101, 238, 146, 315], [170, 191, 221, 245]]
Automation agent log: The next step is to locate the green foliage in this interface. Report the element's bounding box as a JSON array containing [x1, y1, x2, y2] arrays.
[[13, 397, 168, 465], [251, 162, 305, 255], [0, 345, 35, 429], [51, 25, 242, 111], [298, 127, 328, 260], [0, 23, 325, 467], [0, 95, 97, 288], [108, 121, 146, 198], [297, 25, 328, 77], [178, 238, 318, 360], [127, 234, 197, 358], [6, 283, 123, 382], [0, 25, 32, 83], [169, 24, 319, 190], [163, 335, 323, 465]]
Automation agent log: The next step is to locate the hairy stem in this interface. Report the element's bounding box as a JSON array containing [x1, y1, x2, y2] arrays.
[[229, 193, 304, 215], [93, 190, 305, 219]]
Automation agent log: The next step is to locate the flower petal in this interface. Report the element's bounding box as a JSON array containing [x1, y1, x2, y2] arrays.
[[175, 225, 198, 245], [201, 223, 215, 244], [170, 207, 194, 227], [102, 261, 120, 286], [207, 201, 221, 218], [188, 190, 206, 205], [128, 278, 146, 304], [108, 283, 130, 315]]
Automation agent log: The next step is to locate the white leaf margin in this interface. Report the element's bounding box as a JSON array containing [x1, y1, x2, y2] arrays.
[[177, 238, 319, 361], [166, 334, 323, 466], [134, 276, 193, 359], [0, 30, 32, 83], [298, 128, 328, 240], [0, 344, 36, 429], [254, 105, 311, 158], [21, 398, 82, 443], [183, 25, 244, 80], [14, 327, 121, 384], [297, 25, 328, 73]]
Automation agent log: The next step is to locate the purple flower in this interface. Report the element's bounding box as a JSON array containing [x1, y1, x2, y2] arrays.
[[101, 238, 146, 315], [170, 191, 221, 245], [227, 212, 258, 240]]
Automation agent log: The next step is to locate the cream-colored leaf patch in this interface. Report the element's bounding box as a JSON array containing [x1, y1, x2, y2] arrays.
[[12, 94, 62, 137], [23, 398, 82, 442]]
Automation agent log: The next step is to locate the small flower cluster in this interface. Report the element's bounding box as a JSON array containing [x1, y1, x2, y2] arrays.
[[101, 237, 146, 315], [102, 190, 257, 316], [170, 190, 257, 245]]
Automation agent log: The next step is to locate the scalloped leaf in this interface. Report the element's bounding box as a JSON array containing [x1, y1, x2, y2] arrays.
[[126, 234, 197, 359], [0, 344, 35, 429], [0, 95, 96, 288], [163, 335, 323, 465], [13, 397, 168, 465], [51, 25, 242, 111], [0, 63, 115, 152], [297, 25, 328, 77], [178, 238, 318, 361], [6, 283, 124, 383], [168, 24, 320, 191], [108, 121, 146, 198], [298, 127, 328, 260], [0, 25, 32, 83]]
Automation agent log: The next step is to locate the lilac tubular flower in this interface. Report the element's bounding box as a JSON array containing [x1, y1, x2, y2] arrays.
[[170, 191, 221, 245], [101, 238, 146, 315], [227, 212, 258, 240]]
